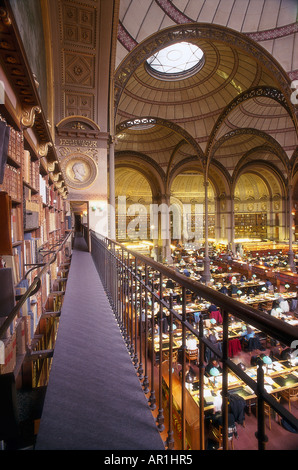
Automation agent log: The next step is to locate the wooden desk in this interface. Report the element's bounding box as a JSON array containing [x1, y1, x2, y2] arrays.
[[148, 333, 182, 363], [190, 360, 298, 412]]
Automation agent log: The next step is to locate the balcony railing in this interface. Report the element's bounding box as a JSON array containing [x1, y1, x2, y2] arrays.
[[90, 230, 298, 451]]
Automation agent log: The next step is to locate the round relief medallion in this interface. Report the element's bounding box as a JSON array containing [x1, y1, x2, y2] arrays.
[[62, 153, 97, 189]]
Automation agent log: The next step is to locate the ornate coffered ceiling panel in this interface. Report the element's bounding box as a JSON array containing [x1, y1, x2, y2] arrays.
[[51, 0, 99, 122]]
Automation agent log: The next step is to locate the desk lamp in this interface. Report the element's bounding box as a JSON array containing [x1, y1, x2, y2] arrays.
[[262, 355, 272, 374], [209, 367, 220, 385]]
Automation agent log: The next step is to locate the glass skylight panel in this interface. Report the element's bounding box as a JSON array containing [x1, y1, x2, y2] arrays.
[[147, 42, 204, 78]]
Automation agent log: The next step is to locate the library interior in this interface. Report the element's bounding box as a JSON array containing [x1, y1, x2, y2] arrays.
[[0, 0, 298, 452]]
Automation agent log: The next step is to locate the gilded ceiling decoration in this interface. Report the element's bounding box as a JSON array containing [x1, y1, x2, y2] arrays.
[[44, 1, 298, 201]]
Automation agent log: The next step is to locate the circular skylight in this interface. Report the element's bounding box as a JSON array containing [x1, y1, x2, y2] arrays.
[[146, 42, 204, 80]]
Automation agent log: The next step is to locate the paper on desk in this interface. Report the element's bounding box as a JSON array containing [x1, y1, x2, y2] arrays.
[[204, 387, 214, 398], [264, 385, 273, 393]]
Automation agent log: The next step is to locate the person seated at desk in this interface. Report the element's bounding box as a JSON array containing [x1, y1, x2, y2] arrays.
[[205, 359, 222, 377], [279, 297, 290, 314], [183, 268, 190, 277], [186, 334, 197, 351], [166, 278, 175, 289], [290, 296, 298, 314], [230, 284, 239, 296], [241, 326, 265, 351], [247, 286, 256, 296], [270, 300, 282, 317], [265, 278, 273, 290], [208, 304, 218, 313], [205, 331, 222, 362], [219, 284, 229, 295], [240, 325, 255, 341], [211, 412, 238, 441]]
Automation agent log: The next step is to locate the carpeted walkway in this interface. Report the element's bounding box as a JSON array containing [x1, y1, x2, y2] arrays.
[[35, 234, 164, 450]]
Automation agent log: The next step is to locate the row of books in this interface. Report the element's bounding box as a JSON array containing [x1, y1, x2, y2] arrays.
[[1, 247, 23, 285], [23, 150, 40, 190], [0, 164, 22, 202], [11, 205, 22, 243], [7, 127, 23, 166]]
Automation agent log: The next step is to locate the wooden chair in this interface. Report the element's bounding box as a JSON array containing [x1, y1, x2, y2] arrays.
[[186, 348, 198, 364], [279, 387, 298, 413], [210, 425, 235, 450], [263, 395, 282, 430], [162, 349, 179, 368]]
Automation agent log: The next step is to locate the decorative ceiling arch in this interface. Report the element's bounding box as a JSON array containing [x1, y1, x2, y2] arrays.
[[232, 145, 290, 182], [206, 86, 298, 164], [290, 146, 298, 180], [170, 170, 216, 202], [114, 166, 152, 200], [234, 172, 271, 203], [115, 150, 166, 198], [167, 157, 225, 199], [210, 127, 290, 174], [232, 161, 287, 198], [116, 116, 204, 161]]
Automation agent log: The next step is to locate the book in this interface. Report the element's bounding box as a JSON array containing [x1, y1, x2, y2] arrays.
[[0, 191, 12, 255], [0, 120, 10, 184], [0, 267, 15, 320], [1, 248, 22, 285]]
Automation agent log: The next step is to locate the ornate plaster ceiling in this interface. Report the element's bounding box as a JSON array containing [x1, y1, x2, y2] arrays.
[[44, 0, 298, 198], [113, 1, 298, 198]]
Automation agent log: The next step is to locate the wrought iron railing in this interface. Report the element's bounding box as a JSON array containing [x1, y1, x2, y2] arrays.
[[90, 230, 298, 450]]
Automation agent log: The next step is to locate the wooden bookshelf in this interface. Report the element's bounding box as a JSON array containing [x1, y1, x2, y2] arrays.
[[235, 212, 267, 239], [0, 116, 70, 388]]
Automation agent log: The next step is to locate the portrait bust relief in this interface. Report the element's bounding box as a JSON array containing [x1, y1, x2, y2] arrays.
[[62, 152, 97, 189], [72, 162, 86, 182]]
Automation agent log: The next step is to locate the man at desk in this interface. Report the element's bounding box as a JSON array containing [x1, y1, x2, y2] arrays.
[[205, 359, 222, 376]]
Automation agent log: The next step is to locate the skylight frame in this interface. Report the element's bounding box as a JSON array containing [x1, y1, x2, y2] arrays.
[[145, 41, 205, 81]]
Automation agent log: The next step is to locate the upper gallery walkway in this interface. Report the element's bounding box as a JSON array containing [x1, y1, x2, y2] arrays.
[[35, 233, 164, 451]]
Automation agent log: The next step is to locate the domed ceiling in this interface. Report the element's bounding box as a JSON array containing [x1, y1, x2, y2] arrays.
[[114, 0, 298, 197], [44, 0, 298, 200]]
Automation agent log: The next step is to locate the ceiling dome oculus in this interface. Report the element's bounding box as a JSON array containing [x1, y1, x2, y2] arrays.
[[146, 42, 205, 80]]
